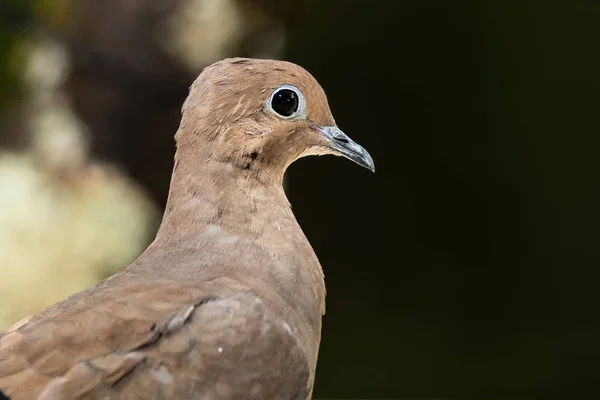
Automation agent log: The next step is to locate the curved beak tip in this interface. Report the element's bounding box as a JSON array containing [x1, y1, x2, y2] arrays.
[[317, 125, 376, 173], [363, 152, 376, 173]]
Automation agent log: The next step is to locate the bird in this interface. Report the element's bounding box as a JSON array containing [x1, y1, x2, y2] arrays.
[[0, 58, 374, 400]]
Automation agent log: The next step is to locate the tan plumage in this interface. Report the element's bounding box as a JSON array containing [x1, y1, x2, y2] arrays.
[[0, 58, 373, 400]]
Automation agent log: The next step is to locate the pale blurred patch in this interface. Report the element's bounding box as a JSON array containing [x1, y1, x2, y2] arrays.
[[0, 34, 159, 329], [0, 152, 158, 329], [160, 0, 243, 69], [160, 0, 285, 71]]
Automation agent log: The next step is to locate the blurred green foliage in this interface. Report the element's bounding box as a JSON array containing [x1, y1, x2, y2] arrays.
[[0, 0, 35, 112]]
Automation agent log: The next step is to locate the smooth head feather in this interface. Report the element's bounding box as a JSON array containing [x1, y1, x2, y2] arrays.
[[176, 58, 336, 184]]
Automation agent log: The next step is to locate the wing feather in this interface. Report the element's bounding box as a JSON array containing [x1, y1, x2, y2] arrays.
[[0, 282, 310, 400]]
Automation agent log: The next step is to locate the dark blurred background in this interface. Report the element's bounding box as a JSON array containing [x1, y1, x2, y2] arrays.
[[1, 0, 599, 398]]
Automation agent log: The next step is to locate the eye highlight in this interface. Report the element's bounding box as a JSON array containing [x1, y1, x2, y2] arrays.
[[265, 85, 306, 120]]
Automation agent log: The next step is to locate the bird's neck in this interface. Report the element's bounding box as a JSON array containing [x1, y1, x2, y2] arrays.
[[139, 146, 325, 315], [154, 151, 292, 246]]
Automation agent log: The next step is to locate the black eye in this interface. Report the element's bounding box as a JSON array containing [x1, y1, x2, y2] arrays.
[[271, 89, 299, 117]]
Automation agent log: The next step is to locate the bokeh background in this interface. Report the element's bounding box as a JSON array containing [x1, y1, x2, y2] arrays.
[[1, 0, 599, 398]]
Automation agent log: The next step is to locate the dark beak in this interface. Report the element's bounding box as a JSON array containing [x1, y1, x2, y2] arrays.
[[314, 125, 375, 172]]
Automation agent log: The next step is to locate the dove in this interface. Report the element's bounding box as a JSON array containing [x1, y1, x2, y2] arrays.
[[0, 58, 374, 400]]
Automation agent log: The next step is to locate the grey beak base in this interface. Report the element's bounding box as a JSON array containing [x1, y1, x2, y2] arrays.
[[316, 125, 375, 172]]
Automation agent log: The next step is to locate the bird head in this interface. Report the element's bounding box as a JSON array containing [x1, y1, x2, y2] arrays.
[[176, 58, 374, 183]]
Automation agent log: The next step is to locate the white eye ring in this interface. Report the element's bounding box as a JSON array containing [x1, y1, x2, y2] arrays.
[[265, 84, 307, 120]]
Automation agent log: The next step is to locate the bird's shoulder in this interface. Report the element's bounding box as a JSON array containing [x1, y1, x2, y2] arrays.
[[0, 278, 310, 399]]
